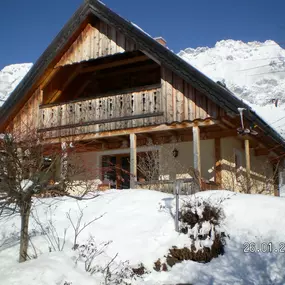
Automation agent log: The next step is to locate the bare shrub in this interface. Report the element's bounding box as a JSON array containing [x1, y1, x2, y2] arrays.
[[153, 259, 168, 272], [31, 202, 103, 253], [76, 236, 112, 273], [66, 202, 105, 250], [132, 263, 149, 276], [166, 234, 225, 266], [32, 205, 68, 252], [137, 142, 200, 193], [155, 197, 228, 268], [179, 200, 224, 232], [0, 128, 100, 262], [76, 237, 134, 285]]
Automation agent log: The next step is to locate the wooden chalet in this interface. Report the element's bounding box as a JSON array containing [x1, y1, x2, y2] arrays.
[[1, 0, 285, 194]]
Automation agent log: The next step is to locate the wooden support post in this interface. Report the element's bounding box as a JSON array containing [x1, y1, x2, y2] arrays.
[[245, 139, 251, 192], [214, 138, 222, 186], [193, 126, 201, 182], [130, 133, 137, 189]]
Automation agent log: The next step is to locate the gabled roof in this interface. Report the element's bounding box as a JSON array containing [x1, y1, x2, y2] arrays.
[[1, 0, 285, 151]]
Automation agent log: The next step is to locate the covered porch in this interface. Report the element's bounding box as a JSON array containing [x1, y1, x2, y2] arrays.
[[58, 120, 237, 192]]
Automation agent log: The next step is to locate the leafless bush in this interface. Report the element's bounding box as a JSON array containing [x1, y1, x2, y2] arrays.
[[179, 199, 225, 231], [0, 128, 100, 262], [32, 205, 68, 252], [75, 236, 112, 273], [66, 202, 105, 250], [31, 202, 104, 253], [155, 196, 228, 268], [76, 237, 134, 285]]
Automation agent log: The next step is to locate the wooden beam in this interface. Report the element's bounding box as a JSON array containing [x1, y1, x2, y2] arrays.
[[193, 126, 201, 178], [40, 68, 60, 89], [202, 129, 236, 140], [130, 133, 137, 189], [81, 55, 148, 74], [48, 66, 82, 104], [245, 139, 251, 192], [72, 80, 92, 100], [220, 117, 236, 128], [90, 62, 158, 79], [42, 120, 216, 144], [214, 138, 222, 185], [255, 148, 269, 156]]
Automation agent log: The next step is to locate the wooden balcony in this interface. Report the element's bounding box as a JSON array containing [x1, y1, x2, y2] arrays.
[[38, 84, 163, 137]]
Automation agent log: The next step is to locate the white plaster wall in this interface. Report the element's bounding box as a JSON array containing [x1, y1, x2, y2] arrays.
[[159, 140, 215, 181], [221, 137, 274, 194]]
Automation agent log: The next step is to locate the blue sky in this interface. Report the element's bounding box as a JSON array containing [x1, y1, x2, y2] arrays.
[[0, 0, 285, 69]]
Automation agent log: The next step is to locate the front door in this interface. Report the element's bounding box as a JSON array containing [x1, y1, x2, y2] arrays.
[[101, 154, 130, 189]]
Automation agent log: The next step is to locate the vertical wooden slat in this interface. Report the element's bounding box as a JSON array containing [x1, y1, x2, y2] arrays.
[[165, 68, 173, 123], [98, 22, 103, 57], [102, 23, 108, 56], [183, 81, 189, 121], [172, 72, 177, 122], [174, 74, 184, 122], [130, 133, 137, 189], [110, 26, 117, 54], [193, 126, 201, 178], [188, 84, 196, 121], [117, 32, 125, 52], [95, 25, 100, 58], [195, 90, 202, 119], [200, 94, 207, 119], [245, 139, 251, 192]]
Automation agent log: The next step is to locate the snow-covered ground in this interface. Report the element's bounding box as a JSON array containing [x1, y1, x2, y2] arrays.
[[179, 40, 285, 137], [0, 189, 285, 285]]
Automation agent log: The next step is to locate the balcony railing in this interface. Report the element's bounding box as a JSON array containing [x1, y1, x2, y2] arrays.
[[38, 84, 163, 133]]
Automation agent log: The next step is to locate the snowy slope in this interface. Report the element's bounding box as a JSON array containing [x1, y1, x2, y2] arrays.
[[179, 40, 285, 137], [0, 189, 285, 285], [0, 63, 32, 106]]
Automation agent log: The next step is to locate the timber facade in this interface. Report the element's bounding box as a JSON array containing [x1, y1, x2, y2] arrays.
[[1, 0, 285, 194]]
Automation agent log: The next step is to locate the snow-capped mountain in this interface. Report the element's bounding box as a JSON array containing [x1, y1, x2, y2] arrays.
[[0, 63, 33, 107], [179, 40, 285, 137]]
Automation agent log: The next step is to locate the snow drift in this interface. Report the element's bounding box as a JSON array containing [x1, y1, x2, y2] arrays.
[[0, 189, 285, 285]]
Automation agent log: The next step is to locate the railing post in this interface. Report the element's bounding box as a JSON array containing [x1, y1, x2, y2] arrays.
[[130, 133, 137, 189], [245, 139, 251, 193], [193, 125, 201, 186]]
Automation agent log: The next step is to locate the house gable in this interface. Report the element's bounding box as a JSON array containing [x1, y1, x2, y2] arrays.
[[56, 21, 137, 68]]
